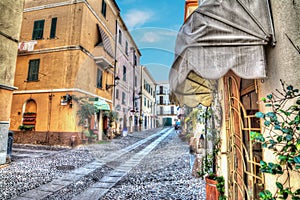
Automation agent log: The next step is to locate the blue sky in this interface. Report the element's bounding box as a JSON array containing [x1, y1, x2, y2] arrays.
[[115, 0, 185, 81]]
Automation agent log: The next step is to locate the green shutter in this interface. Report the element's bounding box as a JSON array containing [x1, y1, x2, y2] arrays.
[[97, 69, 103, 88], [28, 59, 40, 81], [101, 0, 107, 18], [32, 20, 45, 40], [50, 18, 57, 39]]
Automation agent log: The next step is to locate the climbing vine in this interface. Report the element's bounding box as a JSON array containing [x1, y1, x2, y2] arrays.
[[251, 80, 300, 199]]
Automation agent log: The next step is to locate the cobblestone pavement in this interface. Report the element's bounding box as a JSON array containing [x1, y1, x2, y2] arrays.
[[0, 127, 205, 200]]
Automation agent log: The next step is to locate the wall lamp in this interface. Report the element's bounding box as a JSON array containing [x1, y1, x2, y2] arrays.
[[106, 76, 120, 90]]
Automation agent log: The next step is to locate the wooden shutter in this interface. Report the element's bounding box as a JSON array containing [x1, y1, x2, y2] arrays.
[[28, 59, 40, 81], [32, 20, 45, 40], [50, 18, 57, 39]]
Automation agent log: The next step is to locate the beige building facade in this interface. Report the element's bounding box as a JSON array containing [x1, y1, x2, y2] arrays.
[[10, 0, 120, 146], [0, 0, 24, 164], [141, 66, 157, 130]]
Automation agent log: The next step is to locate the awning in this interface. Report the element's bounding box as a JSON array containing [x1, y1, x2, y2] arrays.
[[169, 0, 274, 107], [94, 99, 110, 111], [96, 24, 114, 58]]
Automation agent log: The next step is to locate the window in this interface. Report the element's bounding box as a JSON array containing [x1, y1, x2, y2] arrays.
[[101, 0, 107, 18], [133, 54, 137, 66], [116, 89, 119, 99], [122, 92, 126, 105], [27, 59, 40, 81], [50, 17, 57, 39], [134, 76, 137, 87], [97, 68, 103, 89], [123, 65, 126, 81], [159, 96, 164, 105], [171, 106, 175, 114], [125, 41, 128, 55], [118, 29, 122, 44], [32, 20, 45, 40], [144, 97, 146, 106]]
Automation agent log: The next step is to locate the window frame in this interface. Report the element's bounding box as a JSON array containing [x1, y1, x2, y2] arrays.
[[97, 68, 103, 89], [50, 17, 57, 39], [27, 59, 40, 82], [32, 20, 45, 40], [123, 65, 126, 81], [122, 92, 126, 105], [101, 0, 107, 18]]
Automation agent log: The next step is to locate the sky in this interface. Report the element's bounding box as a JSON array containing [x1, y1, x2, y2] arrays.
[[115, 0, 185, 81]]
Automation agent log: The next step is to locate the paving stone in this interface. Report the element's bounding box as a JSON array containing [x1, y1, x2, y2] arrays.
[[100, 176, 121, 183], [38, 183, 65, 192], [12, 197, 33, 200], [60, 173, 83, 181], [20, 189, 52, 199], [71, 188, 108, 200], [72, 167, 95, 175], [51, 179, 73, 186], [92, 182, 115, 188], [109, 171, 126, 177]]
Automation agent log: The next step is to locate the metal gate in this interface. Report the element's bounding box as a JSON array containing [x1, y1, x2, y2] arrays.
[[225, 75, 264, 200]]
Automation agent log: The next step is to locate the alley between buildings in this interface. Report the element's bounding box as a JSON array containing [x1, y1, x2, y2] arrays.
[[0, 128, 205, 200]]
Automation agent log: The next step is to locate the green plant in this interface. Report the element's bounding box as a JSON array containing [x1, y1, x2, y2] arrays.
[[76, 101, 97, 127], [251, 80, 300, 200], [18, 125, 35, 131]]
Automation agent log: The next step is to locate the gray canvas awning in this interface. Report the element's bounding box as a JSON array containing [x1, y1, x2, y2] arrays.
[[169, 0, 274, 107], [96, 24, 114, 58]]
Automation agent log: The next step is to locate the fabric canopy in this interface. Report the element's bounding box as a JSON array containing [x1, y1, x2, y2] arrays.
[[169, 0, 274, 107], [94, 100, 110, 111]]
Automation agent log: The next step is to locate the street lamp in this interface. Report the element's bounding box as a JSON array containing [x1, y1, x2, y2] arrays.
[[106, 76, 120, 90]]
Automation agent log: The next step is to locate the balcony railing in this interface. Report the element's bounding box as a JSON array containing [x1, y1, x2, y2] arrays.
[[156, 111, 175, 115], [157, 100, 167, 105], [156, 90, 167, 95]]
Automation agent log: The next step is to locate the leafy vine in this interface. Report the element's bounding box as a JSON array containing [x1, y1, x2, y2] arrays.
[[251, 80, 300, 199]]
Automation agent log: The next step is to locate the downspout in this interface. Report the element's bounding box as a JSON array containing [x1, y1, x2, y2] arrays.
[[113, 19, 118, 109]]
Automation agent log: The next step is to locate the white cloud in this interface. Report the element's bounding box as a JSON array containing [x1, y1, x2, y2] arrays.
[[140, 32, 160, 43], [124, 9, 153, 30]]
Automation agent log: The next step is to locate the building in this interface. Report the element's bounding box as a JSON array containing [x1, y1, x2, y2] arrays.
[[156, 81, 178, 127], [114, 17, 141, 133], [10, 0, 120, 146], [141, 66, 157, 130], [0, 0, 24, 164], [171, 0, 299, 199]]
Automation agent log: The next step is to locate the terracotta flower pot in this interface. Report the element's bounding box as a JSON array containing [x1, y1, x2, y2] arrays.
[[205, 177, 219, 200]]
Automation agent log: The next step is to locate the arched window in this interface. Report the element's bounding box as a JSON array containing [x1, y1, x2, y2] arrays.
[[22, 99, 37, 127]]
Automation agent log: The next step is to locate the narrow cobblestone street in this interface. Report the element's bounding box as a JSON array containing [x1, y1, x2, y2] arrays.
[[0, 128, 205, 200]]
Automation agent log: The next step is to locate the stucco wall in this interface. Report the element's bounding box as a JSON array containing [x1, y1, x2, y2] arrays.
[[0, 0, 24, 164], [259, 0, 300, 193]]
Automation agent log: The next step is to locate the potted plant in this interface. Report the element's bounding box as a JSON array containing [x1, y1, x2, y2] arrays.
[[18, 125, 35, 131]]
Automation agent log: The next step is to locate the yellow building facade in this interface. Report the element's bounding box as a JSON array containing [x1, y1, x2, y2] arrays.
[[0, 0, 24, 164], [11, 0, 119, 146]]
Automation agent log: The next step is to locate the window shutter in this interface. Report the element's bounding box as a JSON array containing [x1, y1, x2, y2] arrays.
[[97, 69, 103, 88], [28, 59, 40, 81], [32, 20, 45, 40], [50, 18, 57, 39]]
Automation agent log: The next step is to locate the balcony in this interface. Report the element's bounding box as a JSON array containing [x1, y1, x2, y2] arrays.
[[157, 100, 167, 105], [156, 90, 167, 95], [156, 111, 175, 116]]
